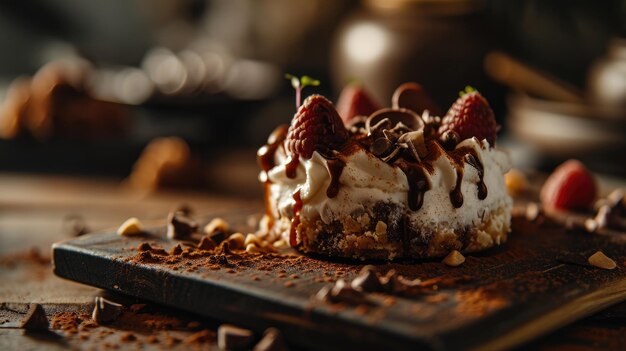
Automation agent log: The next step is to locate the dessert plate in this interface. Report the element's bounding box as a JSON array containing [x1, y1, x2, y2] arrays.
[[52, 211, 626, 351]]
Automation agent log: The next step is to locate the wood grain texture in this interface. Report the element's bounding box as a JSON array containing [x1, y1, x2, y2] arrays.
[[52, 213, 626, 351]]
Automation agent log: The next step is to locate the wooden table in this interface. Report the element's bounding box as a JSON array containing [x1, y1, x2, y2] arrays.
[[1, 173, 625, 350]]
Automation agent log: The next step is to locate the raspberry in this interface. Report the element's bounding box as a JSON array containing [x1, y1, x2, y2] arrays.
[[540, 159, 597, 211], [336, 84, 379, 124], [285, 95, 348, 159], [438, 90, 497, 145]]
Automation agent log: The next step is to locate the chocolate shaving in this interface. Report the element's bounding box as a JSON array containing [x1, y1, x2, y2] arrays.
[[370, 137, 393, 156]]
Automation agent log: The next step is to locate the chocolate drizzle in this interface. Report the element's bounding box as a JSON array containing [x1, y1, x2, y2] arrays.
[[285, 156, 300, 179], [257, 124, 289, 231], [450, 167, 464, 208], [447, 147, 488, 208], [465, 151, 487, 200], [326, 158, 346, 198], [398, 163, 431, 211], [290, 190, 303, 247], [257, 124, 289, 172], [257, 143, 280, 173]]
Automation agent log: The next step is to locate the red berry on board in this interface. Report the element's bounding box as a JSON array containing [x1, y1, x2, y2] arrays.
[[540, 159, 597, 211], [285, 95, 348, 159], [336, 84, 379, 124], [438, 88, 497, 146]]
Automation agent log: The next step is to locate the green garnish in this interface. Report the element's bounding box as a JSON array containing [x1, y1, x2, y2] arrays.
[[285, 74, 321, 109], [459, 86, 476, 97]]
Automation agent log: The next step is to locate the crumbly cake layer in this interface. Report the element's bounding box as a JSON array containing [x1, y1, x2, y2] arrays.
[[278, 202, 510, 260]]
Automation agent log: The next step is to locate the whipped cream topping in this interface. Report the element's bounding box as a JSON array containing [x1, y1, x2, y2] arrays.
[[264, 137, 512, 235]]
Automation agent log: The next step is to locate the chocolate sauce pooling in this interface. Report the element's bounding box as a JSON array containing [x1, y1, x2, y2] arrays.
[[326, 158, 346, 198]]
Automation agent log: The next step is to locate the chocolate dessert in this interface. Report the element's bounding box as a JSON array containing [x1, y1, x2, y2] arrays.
[[258, 83, 511, 260]]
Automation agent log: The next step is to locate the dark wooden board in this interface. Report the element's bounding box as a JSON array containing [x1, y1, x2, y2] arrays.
[[52, 213, 626, 351]]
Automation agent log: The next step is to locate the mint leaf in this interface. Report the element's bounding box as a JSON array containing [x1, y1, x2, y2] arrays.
[[285, 74, 300, 89], [459, 85, 476, 97], [300, 75, 320, 89], [285, 74, 322, 109]]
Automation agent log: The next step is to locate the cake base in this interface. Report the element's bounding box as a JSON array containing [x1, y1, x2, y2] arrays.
[[280, 203, 511, 260]]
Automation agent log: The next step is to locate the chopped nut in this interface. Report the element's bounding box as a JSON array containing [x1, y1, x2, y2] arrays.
[[273, 239, 287, 249], [504, 169, 528, 196], [343, 217, 361, 233], [245, 243, 263, 254], [442, 250, 465, 267], [525, 202, 542, 222], [259, 241, 277, 253], [204, 217, 230, 235], [116, 217, 143, 236], [584, 218, 598, 233], [588, 251, 616, 270], [375, 221, 387, 235], [244, 234, 260, 247], [227, 233, 245, 250]]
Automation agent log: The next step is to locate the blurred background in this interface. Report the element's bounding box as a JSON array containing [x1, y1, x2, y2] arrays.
[[0, 0, 625, 199]]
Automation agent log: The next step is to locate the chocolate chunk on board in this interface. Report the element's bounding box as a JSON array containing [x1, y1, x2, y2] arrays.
[[254, 328, 289, 351], [218, 324, 255, 350], [92, 297, 123, 324], [19, 303, 48, 331], [167, 211, 198, 239]]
